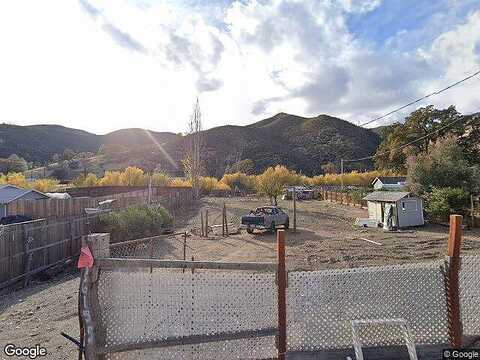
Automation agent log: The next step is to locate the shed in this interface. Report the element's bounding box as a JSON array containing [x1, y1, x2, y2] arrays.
[[0, 185, 49, 218], [363, 191, 424, 228], [372, 176, 407, 190]]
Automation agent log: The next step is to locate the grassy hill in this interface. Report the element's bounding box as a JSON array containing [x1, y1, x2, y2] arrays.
[[0, 124, 100, 163], [2, 113, 381, 177], [194, 113, 380, 176], [103, 128, 179, 149]]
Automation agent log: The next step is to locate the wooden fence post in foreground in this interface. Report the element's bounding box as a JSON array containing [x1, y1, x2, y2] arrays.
[[293, 187, 297, 233], [446, 214, 463, 348], [277, 229, 287, 360], [224, 203, 229, 237], [222, 204, 225, 236], [205, 209, 209, 237], [182, 232, 187, 273]]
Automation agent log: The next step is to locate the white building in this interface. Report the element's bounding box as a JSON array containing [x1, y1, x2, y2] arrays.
[[363, 191, 424, 228], [371, 176, 407, 190]]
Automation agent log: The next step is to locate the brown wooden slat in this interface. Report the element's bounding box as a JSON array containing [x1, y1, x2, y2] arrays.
[[96, 258, 277, 271]]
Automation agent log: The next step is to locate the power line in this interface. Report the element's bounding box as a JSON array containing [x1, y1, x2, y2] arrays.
[[343, 111, 476, 163], [355, 69, 480, 127]]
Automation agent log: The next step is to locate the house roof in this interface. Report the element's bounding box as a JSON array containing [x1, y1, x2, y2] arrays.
[[0, 185, 48, 204], [372, 176, 407, 185], [363, 191, 412, 202]]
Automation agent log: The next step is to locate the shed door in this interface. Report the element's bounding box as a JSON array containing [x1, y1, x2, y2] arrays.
[[398, 199, 422, 227]]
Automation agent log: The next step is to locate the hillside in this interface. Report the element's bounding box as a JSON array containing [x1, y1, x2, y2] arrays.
[[0, 124, 178, 164], [103, 128, 179, 149], [195, 113, 381, 176], [1, 113, 381, 176], [0, 124, 100, 163]]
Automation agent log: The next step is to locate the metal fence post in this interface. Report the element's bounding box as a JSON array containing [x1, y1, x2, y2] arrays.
[[446, 214, 463, 347], [277, 229, 287, 360]]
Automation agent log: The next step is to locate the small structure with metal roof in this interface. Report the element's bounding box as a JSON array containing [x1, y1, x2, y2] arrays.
[[0, 185, 49, 218], [363, 191, 424, 228], [371, 176, 407, 190]]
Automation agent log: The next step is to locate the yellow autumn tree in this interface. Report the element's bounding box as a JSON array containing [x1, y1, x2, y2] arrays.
[[83, 173, 99, 186], [214, 181, 231, 191], [199, 176, 218, 194], [119, 167, 147, 186], [256, 165, 302, 205], [151, 173, 171, 186], [4, 173, 28, 188], [170, 178, 192, 187], [219, 172, 256, 192], [98, 171, 122, 186], [31, 179, 59, 192]]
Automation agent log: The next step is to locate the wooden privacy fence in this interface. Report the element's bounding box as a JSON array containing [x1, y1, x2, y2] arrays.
[[0, 215, 98, 290], [6, 187, 194, 220], [322, 190, 367, 208]]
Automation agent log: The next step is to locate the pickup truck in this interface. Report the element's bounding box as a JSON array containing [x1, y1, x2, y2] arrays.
[[241, 206, 289, 234]]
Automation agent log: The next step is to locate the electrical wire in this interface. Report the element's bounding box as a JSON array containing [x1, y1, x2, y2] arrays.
[[343, 111, 478, 163], [355, 69, 480, 127]]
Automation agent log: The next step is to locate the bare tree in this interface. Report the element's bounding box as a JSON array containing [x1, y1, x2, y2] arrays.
[[183, 98, 203, 198]]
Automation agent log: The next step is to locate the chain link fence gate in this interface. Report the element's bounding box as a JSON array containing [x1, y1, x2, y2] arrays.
[[286, 261, 450, 356], [80, 234, 278, 360]]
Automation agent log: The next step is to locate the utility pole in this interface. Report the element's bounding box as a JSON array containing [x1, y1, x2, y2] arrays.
[[340, 159, 344, 191]]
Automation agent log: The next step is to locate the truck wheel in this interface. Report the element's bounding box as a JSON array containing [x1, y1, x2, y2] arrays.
[[284, 220, 289, 229], [269, 222, 276, 234], [246, 228, 254, 234]]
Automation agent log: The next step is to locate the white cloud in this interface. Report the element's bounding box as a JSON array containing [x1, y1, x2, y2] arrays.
[[0, 0, 478, 135]]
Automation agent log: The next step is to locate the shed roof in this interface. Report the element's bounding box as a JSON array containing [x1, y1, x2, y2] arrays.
[[363, 191, 412, 202], [0, 185, 48, 204], [372, 176, 407, 185]]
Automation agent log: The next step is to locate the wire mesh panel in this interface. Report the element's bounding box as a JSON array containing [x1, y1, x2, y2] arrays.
[[95, 268, 277, 359], [105, 337, 276, 360], [286, 261, 449, 351], [110, 239, 155, 258], [459, 255, 480, 335], [110, 236, 178, 259]]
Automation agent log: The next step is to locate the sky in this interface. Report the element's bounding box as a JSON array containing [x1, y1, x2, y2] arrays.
[[0, 0, 479, 134]]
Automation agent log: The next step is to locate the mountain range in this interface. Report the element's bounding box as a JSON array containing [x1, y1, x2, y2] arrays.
[[1, 113, 381, 176]]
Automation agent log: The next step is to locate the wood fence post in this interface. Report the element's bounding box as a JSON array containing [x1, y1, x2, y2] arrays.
[[277, 229, 287, 360], [84, 233, 110, 258], [200, 211, 204, 237], [183, 232, 187, 273], [293, 187, 297, 233], [446, 214, 463, 348], [205, 209, 209, 238], [222, 203, 226, 236], [149, 238, 155, 273], [224, 204, 229, 237], [70, 219, 75, 258], [23, 235, 34, 287], [471, 195, 475, 228]]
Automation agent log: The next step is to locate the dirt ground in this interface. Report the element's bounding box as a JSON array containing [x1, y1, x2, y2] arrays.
[[2, 197, 480, 359]]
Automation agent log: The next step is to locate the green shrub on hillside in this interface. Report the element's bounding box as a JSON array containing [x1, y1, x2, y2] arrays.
[[425, 187, 470, 222], [99, 205, 172, 243]]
